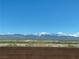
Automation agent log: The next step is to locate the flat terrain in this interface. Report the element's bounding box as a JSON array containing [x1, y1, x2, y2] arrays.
[[0, 47, 79, 59], [0, 40, 79, 47]]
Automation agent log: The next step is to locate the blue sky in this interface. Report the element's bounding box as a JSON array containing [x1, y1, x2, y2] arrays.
[[0, 0, 79, 34]]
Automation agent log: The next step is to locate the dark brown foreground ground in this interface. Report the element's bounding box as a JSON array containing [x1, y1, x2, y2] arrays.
[[0, 47, 79, 59]]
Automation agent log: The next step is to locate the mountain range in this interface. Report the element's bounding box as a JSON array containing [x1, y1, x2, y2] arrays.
[[0, 32, 79, 40]]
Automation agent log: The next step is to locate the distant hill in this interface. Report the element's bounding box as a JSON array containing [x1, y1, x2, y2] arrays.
[[0, 33, 79, 40]]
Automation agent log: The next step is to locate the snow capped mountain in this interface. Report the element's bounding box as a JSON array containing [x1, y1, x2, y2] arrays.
[[68, 32, 79, 37], [57, 32, 79, 37], [0, 32, 79, 37], [0, 32, 79, 40], [57, 32, 67, 36], [33, 32, 52, 36], [33, 32, 79, 37]]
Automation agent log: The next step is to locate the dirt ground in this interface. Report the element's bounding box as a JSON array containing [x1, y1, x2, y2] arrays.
[[0, 47, 79, 59]]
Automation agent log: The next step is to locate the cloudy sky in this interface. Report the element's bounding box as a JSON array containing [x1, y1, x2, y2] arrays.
[[0, 0, 79, 34]]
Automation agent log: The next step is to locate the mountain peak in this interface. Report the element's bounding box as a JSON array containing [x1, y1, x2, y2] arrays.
[[33, 32, 51, 36], [57, 32, 79, 37]]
